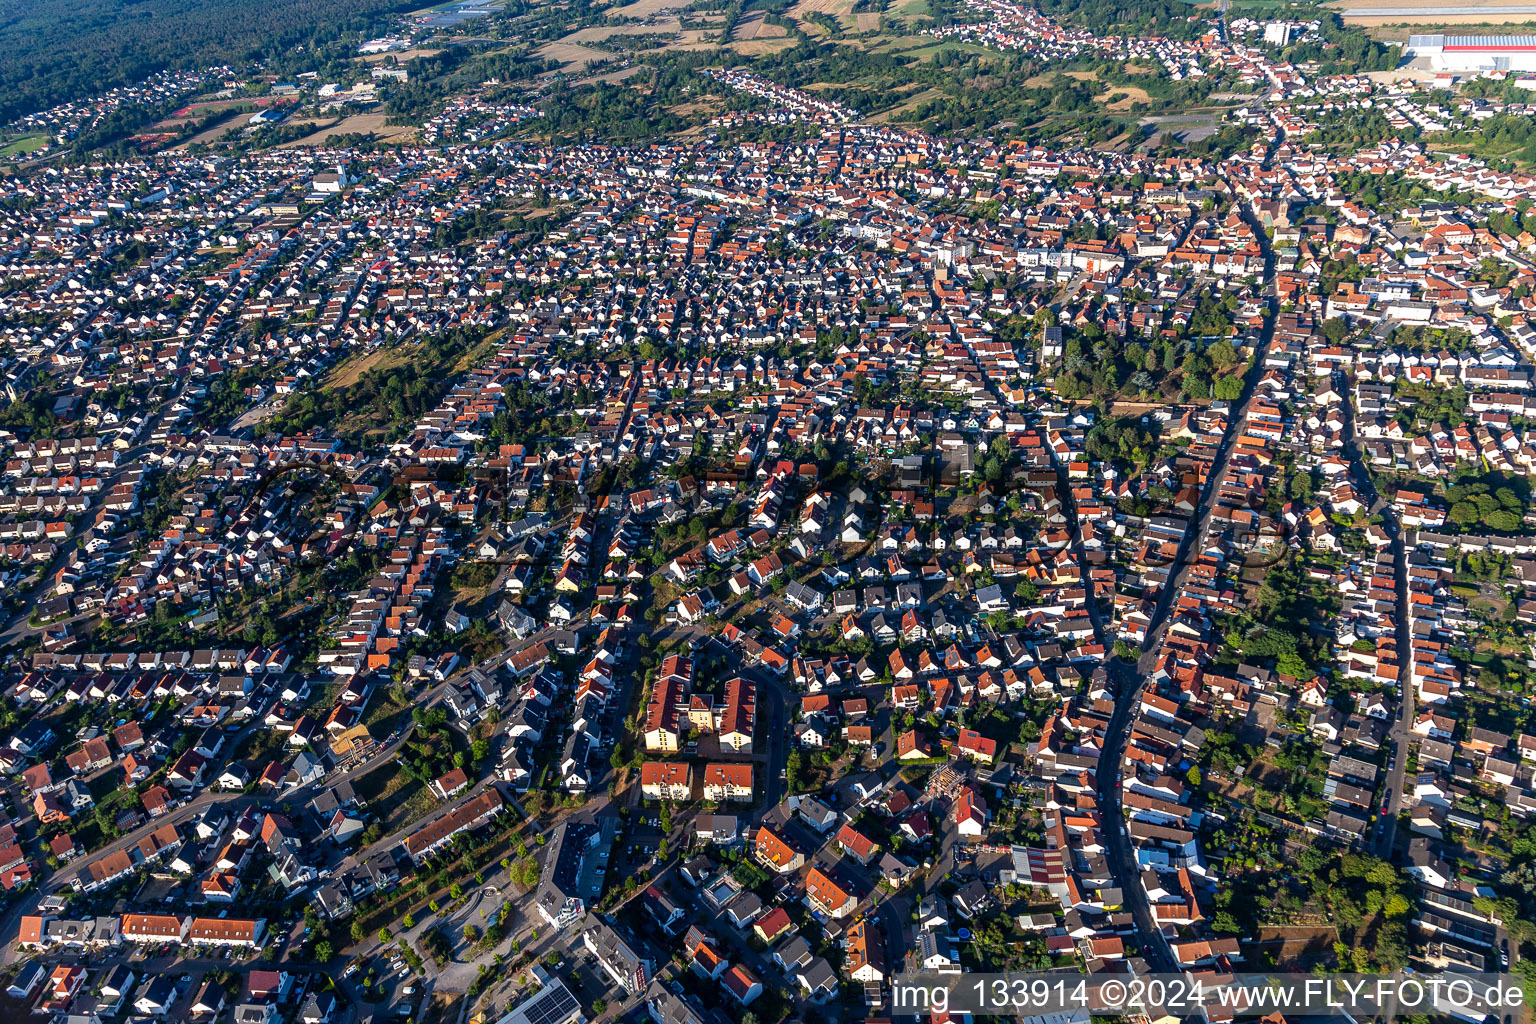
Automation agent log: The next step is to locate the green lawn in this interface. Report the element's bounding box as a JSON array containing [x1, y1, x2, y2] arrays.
[[0, 135, 47, 157], [889, 40, 996, 61]]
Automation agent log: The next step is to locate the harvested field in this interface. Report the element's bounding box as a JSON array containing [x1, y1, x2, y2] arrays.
[[535, 40, 617, 67], [562, 18, 683, 42], [790, 0, 854, 17], [1352, 11, 1536, 24], [616, 0, 685, 16], [856, 12, 881, 29], [170, 111, 260, 150], [1367, 21, 1536, 39], [281, 112, 416, 147], [1333, 0, 1536, 23], [788, 0, 856, 31], [733, 12, 788, 39]]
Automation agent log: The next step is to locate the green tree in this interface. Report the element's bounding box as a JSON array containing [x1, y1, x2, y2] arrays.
[[1213, 375, 1243, 401], [1208, 340, 1237, 369]]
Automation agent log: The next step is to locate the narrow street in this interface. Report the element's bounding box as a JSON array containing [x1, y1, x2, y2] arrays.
[[1094, 121, 1285, 973], [1337, 366, 1413, 860]]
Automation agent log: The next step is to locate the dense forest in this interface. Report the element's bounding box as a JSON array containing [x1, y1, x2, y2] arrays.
[[0, 0, 420, 125], [1031, 0, 1207, 40]]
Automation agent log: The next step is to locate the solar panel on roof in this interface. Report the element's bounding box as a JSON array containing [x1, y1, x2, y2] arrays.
[[1445, 35, 1536, 46], [523, 983, 580, 1024]]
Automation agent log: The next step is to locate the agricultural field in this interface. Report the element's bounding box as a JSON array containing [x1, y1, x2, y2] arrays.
[[787, 0, 857, 33], [613, 0, 686, 17], [535, 40, 621, 67], [169, 110, 263, 149], [281, 112, 418, 147], [732, 12, 789, 40], [1363, 17, 1536, 38], [562, 18, 687, 43], [1330, 0, 1536, 27]]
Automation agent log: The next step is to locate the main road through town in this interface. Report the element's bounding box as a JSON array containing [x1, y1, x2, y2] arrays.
[[1093, 119, 1285, 972]]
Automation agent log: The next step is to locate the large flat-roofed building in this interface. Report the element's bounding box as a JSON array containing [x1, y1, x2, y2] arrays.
[[1407, 35, 1536, 72]]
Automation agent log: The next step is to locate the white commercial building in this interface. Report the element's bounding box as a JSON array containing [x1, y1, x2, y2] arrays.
[[1407, 35, 1536, 72]]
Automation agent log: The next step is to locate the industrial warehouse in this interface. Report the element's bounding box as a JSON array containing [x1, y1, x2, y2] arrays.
[[1407, 33, 1536, 71]]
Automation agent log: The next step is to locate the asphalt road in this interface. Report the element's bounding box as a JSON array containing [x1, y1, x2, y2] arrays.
[[1093, 123, 1284, 973]]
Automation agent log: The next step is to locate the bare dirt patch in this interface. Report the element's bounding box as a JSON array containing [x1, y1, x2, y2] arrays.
[[418, 990, 464, 1024]]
